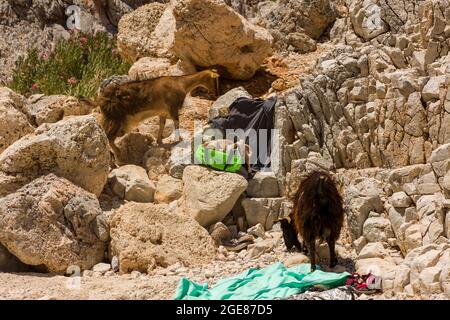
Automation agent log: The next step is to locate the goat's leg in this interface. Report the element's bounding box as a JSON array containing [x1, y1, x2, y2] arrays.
[[169, 107, 181, 143], [327, 236, 338, 268], [173, 118, 181, 142], [308, 240, 316, 272], [157, 116, 166, 144], [106, 122, 123, 167]]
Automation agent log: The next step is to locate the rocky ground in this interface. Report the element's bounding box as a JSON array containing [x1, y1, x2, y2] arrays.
[[1, 0, 450, 300]]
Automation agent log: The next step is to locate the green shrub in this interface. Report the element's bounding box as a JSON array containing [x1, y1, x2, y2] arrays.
[[9, 31, 131, 99]]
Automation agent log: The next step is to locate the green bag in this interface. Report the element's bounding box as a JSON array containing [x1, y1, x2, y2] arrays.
[[174, 262, 350, 300], [195, 144, 242, 173]]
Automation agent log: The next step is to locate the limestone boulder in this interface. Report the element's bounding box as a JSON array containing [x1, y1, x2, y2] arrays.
[[404, 244, 449, 297], [358, 242, 388, 260], [256, 0, 337, 40], [24, 95, 94, 126], [108, 165, 156, 203], [128, 56, 194, 81], [153, 0, 273, 80], [0, 115, 110, 197], [242, 197, 282, 231], [0, 243, 34, 272], [208, 87, 252, 120], [0, 87, 34, 154], [109, 202, 216, 273], [181, 165, 248, 227], [0, 174, 107, 274], [246, 172, 279, 198], [154, 175, 183, 204], [117, 2, 168, 62]]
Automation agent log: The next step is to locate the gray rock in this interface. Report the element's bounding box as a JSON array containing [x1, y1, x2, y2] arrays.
[[111, 256, 120, 272], [209, 87, 251, 120], [246, 172, 279, 198]]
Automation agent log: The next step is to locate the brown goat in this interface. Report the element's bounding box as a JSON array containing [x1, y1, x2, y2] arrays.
[[96, 69, 220, 160], [281, 171, 344, 272]]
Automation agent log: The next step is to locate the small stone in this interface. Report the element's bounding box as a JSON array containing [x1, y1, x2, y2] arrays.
[[247, 223, 266, 239], [368, 211, 381, 218], [283, 254, 309, 267], [387, 238, 398, 247], [391, 192, 412, 208], [353, 236, 367, 254], [204, 269, 214, 278], [82, 270, 93, 277], [404, 284, 415, 297], [405, 207, 419, 222], [246, 172, 279, 198], [130, 271, 142, 278], [422, 75, 446, 101], [111, 256, 119, 272], [108, 165, 156, 202], [104, 271, 115, 277], [358, 242, 387, 259], [92, 263, 111, 273]]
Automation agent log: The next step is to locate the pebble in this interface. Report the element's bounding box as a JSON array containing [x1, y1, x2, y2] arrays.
[[92, 263, 111, 273], [204, 269, 214, 278], [111, 256, 119, 272], [176, 267, 188, 274]]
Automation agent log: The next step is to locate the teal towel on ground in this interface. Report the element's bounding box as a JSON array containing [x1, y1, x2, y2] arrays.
[[173, 262, 350, 300]]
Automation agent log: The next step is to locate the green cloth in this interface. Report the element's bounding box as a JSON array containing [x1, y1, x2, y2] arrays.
[[195, 145, 242, 173], [173, 263, 350, 300]]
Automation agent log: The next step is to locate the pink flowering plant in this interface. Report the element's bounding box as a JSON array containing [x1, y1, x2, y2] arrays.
[[10, 31, 130, 98]]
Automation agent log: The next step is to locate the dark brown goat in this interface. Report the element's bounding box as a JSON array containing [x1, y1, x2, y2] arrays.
[[281, 171, 344, 272]]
